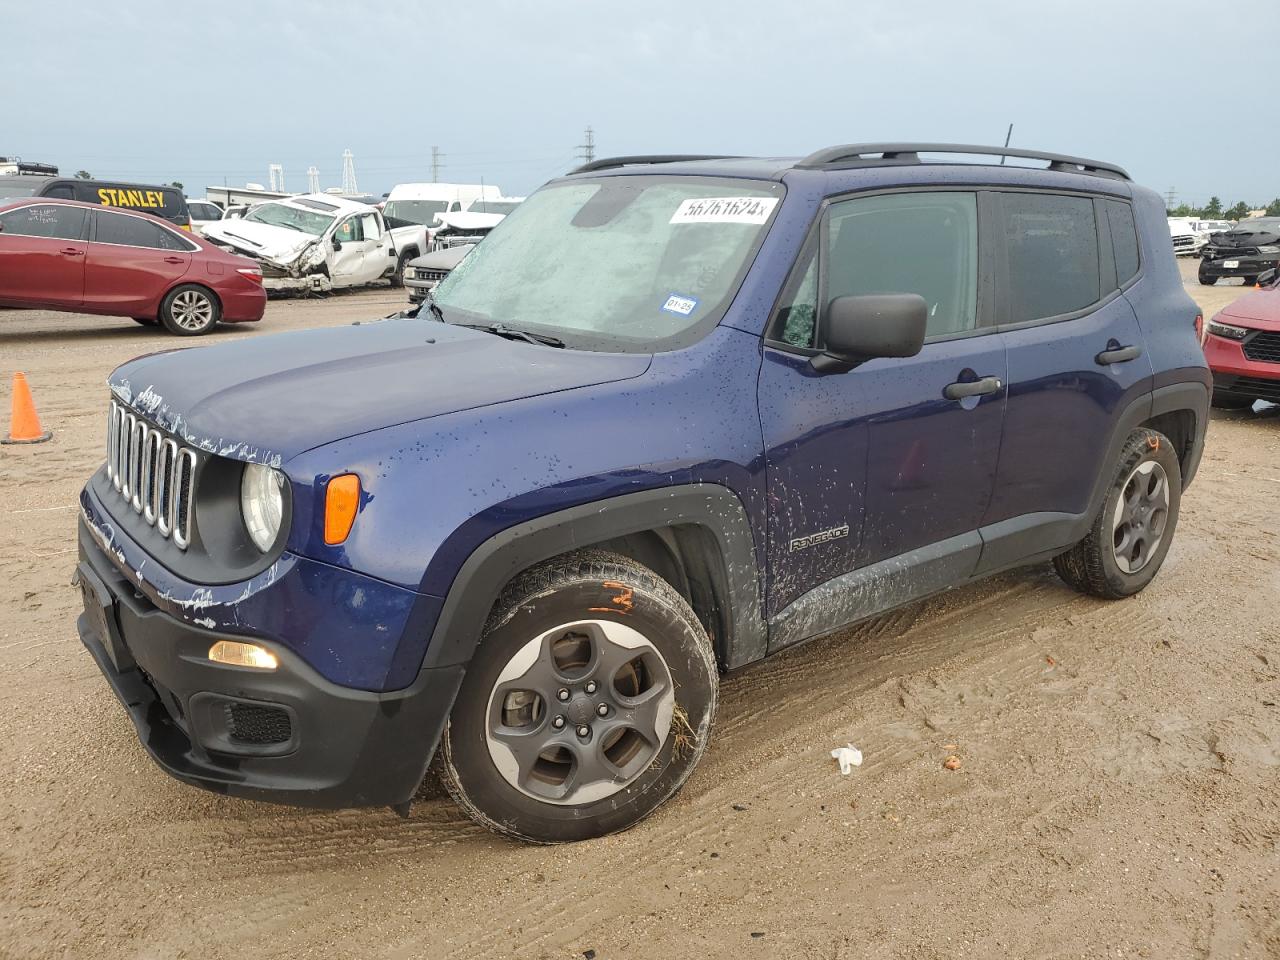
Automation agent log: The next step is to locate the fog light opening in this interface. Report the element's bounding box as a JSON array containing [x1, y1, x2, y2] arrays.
[[208, 640, 279, 670]]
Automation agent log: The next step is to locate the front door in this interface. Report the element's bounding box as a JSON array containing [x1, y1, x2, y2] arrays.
[[330, 213, 389, 286], [0, 203, 88, 307], [760, 191, 1006, 645]]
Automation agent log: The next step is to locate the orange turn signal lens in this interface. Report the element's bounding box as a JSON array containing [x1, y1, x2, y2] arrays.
[[324, 473, 361, 545], [208, 640, 279, 670]]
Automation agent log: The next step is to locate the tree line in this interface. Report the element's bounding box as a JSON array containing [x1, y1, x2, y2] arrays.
[[1168, 196, 1280, 220]]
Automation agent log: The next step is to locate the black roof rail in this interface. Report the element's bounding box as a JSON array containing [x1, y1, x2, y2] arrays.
[[795, 143, 1130, 180], [569, 154, 742, 175]]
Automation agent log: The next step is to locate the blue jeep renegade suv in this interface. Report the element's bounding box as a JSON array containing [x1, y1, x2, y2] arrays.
[[76, 144, 1210, 842]]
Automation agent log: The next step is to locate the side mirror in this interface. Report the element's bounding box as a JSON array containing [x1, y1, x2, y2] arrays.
[[812, 293, 928, 373], [331, 236, 342, 251]]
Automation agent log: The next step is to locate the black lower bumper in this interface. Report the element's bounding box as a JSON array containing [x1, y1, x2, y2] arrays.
[[1212, 372, 1280, 404], [76, 521, 464, 808], [1199, 257, 1279, 281]]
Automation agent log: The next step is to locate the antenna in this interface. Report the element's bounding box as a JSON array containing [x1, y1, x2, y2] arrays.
[[576, 125, 596, 165], [999, 124, 1013, 164], [268, 163, 284, 192], [307, 166, 320, 193], [341, 148, 358, 195], [431, 146, 442, 183]]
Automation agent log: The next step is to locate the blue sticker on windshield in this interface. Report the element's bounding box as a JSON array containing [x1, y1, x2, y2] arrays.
[[662, 293, 699, 316]]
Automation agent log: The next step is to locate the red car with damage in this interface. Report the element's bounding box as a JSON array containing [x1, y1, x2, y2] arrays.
[[1203, 271, 1280, 409], [0, 198, 265, 335]]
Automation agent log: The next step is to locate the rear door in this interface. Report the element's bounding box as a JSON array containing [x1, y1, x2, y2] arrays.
[[86, 209, 193, 314], [760, 190, 1006, 640], [977, 191, 1153, 573], [0, 203, 89, 306]]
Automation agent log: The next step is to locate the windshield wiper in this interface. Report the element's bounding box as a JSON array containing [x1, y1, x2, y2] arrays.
[[452, 320, 564, 348], [425, 296, 445, 323]]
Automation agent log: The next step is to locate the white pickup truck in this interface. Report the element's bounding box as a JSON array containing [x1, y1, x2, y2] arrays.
[[381, 183, 503, 283], [202, 193, 398, 294]]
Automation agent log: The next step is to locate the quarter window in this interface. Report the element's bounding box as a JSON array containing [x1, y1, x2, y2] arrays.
[[824, 192, 979, 339], [1001, 193, 1100, 323], [95, 210, 190, 250], [0, 204, 86, 240], [776, 246, 818, 348], [1105, 199, 1140, 285]]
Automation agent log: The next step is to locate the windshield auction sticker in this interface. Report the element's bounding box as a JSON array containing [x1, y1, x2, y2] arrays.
[[669, 196, 779, 225], [661, 293, 700, 316]]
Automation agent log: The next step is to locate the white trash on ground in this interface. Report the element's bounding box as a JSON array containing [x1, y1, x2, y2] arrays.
[[830, 744, 864, 775]]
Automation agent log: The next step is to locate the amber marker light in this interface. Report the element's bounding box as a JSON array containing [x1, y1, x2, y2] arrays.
[[325, 473, 361, 545], [208, 640, 279, 670]]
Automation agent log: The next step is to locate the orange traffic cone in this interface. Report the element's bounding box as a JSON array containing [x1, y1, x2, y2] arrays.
[[3, 372, 52, 444]]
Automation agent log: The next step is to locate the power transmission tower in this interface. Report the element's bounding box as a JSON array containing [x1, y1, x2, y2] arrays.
[[307, 166, 320, 193], [1164, 187, 1178, 209], [268, 163, 284, 192], [341, 149, 358, 194], [431, 146, 442, 183], [576, 125, 596, 165]]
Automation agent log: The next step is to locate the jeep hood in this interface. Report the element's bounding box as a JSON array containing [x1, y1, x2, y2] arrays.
[[108, 319, 651, 465], [200, 219, 318, 263]]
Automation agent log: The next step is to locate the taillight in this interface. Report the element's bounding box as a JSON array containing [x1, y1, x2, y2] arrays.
[[237, 267, 263, 285], [1194, 313, 1205, 346]]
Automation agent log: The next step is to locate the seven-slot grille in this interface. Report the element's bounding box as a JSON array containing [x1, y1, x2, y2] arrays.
[[1243, 330, 1280, 364], [413, 266, 450, 283], [106, 399, 197, 548]]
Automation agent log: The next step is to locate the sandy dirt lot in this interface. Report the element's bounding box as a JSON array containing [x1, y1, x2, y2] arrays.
[[1, 266, 1278, 959]]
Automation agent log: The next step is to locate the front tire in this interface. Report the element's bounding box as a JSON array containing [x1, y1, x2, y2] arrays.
[[1054, 428, 1182, 599], [160, 284, 220, 336], [391, 250, 414, 288], [439, 550, 718, 843], [1198, 275, 1216, 286]]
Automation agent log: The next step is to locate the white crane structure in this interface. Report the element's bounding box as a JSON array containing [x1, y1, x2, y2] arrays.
[[268, 163, 285, 192], [307, 166, 320, 193], [341, 149, 358, 195]]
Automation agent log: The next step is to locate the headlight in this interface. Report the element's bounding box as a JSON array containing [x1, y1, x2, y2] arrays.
[[1207, 319, 1249, 341], [241, 462, 285, 552], [1257, 245, 1280, 254]]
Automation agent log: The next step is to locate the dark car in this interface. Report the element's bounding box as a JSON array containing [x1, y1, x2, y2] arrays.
[[0, 175, 191, 230], [403, 244, 473, 303], [0, 198, 265, 334], [1201, 271, 1280, 408], [1199, 217, 1280, 285], [74, 143, 1208, 843]]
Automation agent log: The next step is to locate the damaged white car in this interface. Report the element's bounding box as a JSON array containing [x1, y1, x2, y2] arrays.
[[202, 194, 398, 294]]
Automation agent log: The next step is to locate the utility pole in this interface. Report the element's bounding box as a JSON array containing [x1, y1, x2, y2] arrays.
[[431, 146, 442, 183], [341, 149, 358, 195], [576, 125, 596, 165]]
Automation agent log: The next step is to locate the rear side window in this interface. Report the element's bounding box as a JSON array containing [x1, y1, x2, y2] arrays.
[[1001, 193, 1100, 323], [189, 202, 222, 221], [95, 210, 190, 250], [0, 203, 86, 240], [826, 191, 979, 338], [1105, 199, 1140, 285]]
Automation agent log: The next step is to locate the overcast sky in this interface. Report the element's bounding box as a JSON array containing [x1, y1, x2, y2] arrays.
[[3, 0, 1276, 205]]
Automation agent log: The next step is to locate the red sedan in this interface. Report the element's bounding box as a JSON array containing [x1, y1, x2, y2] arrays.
[[1203, 273, 1280, 409], [0, 198, 265, 335]]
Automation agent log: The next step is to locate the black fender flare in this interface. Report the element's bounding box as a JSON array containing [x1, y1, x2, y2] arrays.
[[1080, 378, 1208, 529], [417, 484, 768, 675]]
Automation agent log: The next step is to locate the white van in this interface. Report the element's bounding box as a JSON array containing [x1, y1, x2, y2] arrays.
[[382, 183, 502, 283]]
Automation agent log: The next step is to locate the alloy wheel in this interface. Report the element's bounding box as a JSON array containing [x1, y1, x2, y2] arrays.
[[170, 290, 214, 331], [484, 619, 675, 806], [1111, 460, 1170, 574]]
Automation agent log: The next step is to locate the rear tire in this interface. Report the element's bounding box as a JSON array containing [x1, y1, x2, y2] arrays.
[[159, 284, 220, 336], [1054, 428, 1182, 600], [439, 550, 717, 843]]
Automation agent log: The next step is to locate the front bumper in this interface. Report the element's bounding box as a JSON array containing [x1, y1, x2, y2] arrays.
[[1200, 256, 1280, 280], [75, 514, 463, 809]]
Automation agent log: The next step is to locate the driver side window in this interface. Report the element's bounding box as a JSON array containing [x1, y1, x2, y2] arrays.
[[335, 217, 365, 244], [826, 192, 978, 339]]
